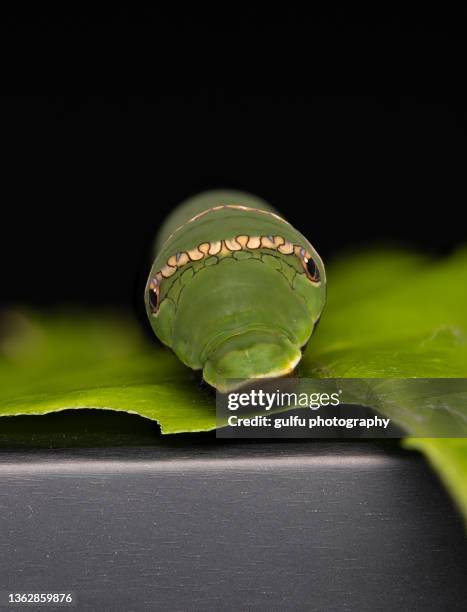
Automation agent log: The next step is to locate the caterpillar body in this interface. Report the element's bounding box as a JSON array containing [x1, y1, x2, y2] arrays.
[[145, 190, 326, 392]]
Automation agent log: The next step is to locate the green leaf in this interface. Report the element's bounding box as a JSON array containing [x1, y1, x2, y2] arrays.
[[300, 247, 467, 518], [302, 248, 467, 378], [0, 310, 216, 434], [1, 248, 467, 519]]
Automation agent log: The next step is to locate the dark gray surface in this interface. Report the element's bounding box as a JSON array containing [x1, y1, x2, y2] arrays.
[[0, 441, 465, 612]]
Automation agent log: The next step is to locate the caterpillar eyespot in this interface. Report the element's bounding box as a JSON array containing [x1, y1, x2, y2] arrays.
[[304, 255, 320, 283], [148, 280, 159, 314], [145, 190, 326, 392]]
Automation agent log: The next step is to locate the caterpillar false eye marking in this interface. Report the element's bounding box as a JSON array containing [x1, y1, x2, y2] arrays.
[[145, 190, 326, 392], [304, 254, 320, 282], [148, 280, 159, 314]]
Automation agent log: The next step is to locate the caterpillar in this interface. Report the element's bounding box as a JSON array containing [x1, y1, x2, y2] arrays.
[[145, 190, 326, 392]]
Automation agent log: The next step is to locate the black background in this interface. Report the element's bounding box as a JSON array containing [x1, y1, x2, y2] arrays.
[[1, 9, 466, 313]]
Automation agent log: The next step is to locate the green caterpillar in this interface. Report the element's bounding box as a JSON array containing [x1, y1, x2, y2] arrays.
[[145, 190, 326, 392]]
